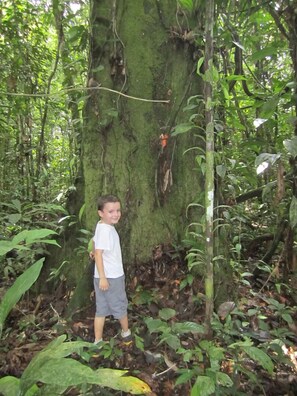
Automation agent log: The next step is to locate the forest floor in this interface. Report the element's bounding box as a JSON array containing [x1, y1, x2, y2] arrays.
[[1, 245, 297, 395]]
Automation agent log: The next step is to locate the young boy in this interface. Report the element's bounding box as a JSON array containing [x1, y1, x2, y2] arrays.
[[91, 194, 131, 345]]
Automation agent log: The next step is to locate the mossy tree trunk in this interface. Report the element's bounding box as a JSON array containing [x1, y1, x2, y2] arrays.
[[83, 0, 204, 260], [67, 0, 206, 313]]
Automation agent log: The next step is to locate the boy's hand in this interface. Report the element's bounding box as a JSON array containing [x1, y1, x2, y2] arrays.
[[99, 277, 109, 291], [89, 251, 95, 260]]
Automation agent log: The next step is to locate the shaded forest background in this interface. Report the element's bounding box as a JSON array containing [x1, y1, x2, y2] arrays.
[[0, 0, 297, 395]]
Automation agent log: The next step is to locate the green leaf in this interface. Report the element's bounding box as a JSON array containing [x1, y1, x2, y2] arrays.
[[20, 337, 92, 393], [284, 136, 297, 158], [172, 321, 205, 335], [0, 376, 20, 396], [289, 196, 297, 229], [159, 308, 176, 320], [175, 369, 194, 386], [216, 372, 233, 387], [0, 240, 19, 257], [191, 375, 215, 396], [96, 368, 151, 394], [21, 354, 151, 395], [145, 318, 167, 334], [259, 96, 279, 119], [161, 333, 181, 350], [216, 164, 226, 178], [172, 122, 195, 136], [243, 346, 274, 374], [7, 213, 22, 224], [12, 229, 57, 245], [11, 199, 22, 213], [282, 313, 293, 324], [250, 46, 278, 62], [0, 258, 44, 338], [178, 0, 193, 11]]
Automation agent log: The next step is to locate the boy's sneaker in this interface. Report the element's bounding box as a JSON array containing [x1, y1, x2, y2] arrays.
[[120, 329, 132, 345]]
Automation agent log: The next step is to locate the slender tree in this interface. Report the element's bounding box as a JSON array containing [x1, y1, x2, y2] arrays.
[[204, 0, 215, 335]]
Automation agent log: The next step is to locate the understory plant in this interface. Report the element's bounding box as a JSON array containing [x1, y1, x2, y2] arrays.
[[143, 300, 294, 395], [0, 227, 152, 395], [0, 335, 151, 396]]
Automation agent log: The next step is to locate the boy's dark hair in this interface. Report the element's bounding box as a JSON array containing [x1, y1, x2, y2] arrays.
[[97, 194, 120, 210]]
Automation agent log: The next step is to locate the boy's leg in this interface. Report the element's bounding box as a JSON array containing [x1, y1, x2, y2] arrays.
[[119, 315, 132, 344], [94, 316, 105, 342], [119, 315, 129, 333]]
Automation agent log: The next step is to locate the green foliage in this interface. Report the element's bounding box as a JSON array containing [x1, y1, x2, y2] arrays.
[[0, 258, 44, 338], [145, 310, 205, 351], [0, 0, 88, 202], [141, 291, 295, 394], [0, 335, 151, 395]]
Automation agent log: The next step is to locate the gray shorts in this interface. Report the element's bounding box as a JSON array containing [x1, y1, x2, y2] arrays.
[[94, 276, 128, 319]]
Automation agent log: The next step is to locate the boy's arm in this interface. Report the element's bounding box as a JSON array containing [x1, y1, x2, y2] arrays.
[[95, 249, 109, 290], [89, 239, 95, 260]]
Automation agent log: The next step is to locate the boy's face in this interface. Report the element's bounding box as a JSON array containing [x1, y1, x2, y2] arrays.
[[98, 201, 121, 225]]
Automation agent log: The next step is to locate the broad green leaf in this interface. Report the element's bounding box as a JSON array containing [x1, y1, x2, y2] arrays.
[[229, 338, 253, 348], [284, 136, 297, 158], [0, 258, 44, 338], [282, 313, 293, 324], [161, 333, 181, 350], [178, 0, 193, 11], [24, 358, 99, 387], [175, 369, 194, 386], [11, 199, 22, 213], [216, 372, 233, 387], [259, 96, 279, 119], [191, 375, 215, 396], [12, 229, 57, 245], [159, 308, 176, 320], [22, 336, 91, 375], [21, 357, 151, 395], [34, 239, 60, 247], [7, 213, 22, 224], [0, 376, 20, 396], [0, 240, 19, 257], [250, 46, 278, 62], [96, 368, 151, 394], [145, 318, 168, 333], [67, 25, 86, 43], [172, 321, 205, 335], [216, 164, 226, 178], [225, 74, 247, 81], [289, 197, 297, 228], [37, 383, 68, 395], [172, 122, 195, 136], [243, 346, 274, 374]]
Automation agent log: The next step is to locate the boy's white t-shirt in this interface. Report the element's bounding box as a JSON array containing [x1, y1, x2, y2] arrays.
[[93, 222, 124, 279]]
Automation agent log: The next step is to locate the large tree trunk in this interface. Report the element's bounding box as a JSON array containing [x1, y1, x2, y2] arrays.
[[84, 0, 203, 260], [67, 0, 205, 313]]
